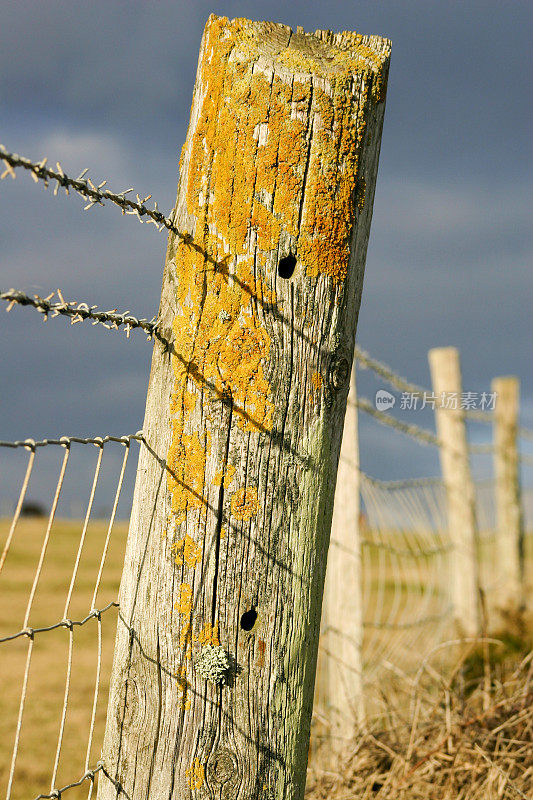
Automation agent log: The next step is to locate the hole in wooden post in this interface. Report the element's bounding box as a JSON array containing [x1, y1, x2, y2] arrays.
[[278, 254, 296, 279], [240, 607, 257, 631]]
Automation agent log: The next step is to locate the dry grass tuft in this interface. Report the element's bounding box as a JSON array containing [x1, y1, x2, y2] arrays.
[[307, 633, 532, 799]]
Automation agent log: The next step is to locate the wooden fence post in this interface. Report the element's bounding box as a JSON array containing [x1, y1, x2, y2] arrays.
[[492, 376, 525, 615], [317, 366, 364, 749], [428, 347, 480, 637], [97, 15, 390, 799]]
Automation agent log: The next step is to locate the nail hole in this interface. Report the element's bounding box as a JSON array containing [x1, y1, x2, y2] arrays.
[[240, 607, 257, 631], [278, 254, 296, 279]]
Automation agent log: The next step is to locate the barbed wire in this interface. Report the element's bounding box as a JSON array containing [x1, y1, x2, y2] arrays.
[[0, 431, 144, 450], [354, 344, 428, 395], [0, 602, 119, 644], [355, 396, 440, 447], [0, 143, 181, 236], [34, 764, 103, 800], [0, 288, 170, 344]]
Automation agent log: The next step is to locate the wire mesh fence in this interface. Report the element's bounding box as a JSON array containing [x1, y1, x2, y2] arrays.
[[0, 435, 142, 800]]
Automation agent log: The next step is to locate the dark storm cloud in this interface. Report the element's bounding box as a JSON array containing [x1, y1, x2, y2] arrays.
[[1, 0, 532, 513]]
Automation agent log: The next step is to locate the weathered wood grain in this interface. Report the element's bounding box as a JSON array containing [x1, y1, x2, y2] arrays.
[[97, 14, 390, 799]]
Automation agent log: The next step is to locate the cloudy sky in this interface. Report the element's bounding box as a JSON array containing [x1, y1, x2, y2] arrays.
[[0, 0, 531, 516]]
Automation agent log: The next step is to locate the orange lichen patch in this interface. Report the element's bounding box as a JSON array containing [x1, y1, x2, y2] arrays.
[[179, 621, 194, 659], [175, 583, 193, 615], [186, 758, 205, 790], [311, 371, 323, 390], [231, 486, 259, 521], [220, 527, 226, 539], [171, 535, 202, 568], [213, 464, 236, 488], [175, 663, 191, 710], [167, 429, 210, 524], [198, 621, 220, 647]]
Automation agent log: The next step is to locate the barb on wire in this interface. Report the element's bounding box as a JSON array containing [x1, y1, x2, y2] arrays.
[[1, 288, 172, 345], [355, 396, 440, 447], [33, 765, 103, 800], [0, 431, 144, 450], [0, 602, 119, 644], [354, 345, 428, 396], [0, 143, 182, 237]]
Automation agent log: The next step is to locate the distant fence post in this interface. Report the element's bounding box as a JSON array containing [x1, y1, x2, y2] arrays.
[[429, 347, 480, 637], [492, 376, 525, 615], [97, 15, 390, 799], [318, 366, 364, 746]]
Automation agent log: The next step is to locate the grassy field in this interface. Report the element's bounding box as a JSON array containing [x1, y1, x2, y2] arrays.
[[0, 518, 129, 800]]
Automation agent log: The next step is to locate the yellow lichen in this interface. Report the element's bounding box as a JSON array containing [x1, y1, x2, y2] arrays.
[[212, 463, 236, 488], [198, 621, 220, 647], [311, 371, 323, 390], [175, 583, 193, 615], [186, 758, 205, 790], [171, 535, 202, 568], [231, 486, 259, 520]]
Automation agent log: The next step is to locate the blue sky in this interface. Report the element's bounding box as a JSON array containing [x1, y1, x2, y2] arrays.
[[0, 0, 531, 515]]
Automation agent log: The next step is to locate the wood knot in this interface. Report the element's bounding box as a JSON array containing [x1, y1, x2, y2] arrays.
[[208, 748, 238, 785], [329, 356, 350, 391]]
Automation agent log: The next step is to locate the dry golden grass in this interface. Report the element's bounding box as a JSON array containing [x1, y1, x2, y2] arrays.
[[306, 634, 533, 799], [0, 517, 128, 800]]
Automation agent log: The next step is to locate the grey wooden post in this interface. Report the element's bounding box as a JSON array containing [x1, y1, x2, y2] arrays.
[[429, 347, 480, 637], [492, 376, 525, 615], [97, 15, 390, 799]]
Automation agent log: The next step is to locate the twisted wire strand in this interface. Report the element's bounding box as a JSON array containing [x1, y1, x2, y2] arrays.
[[0, 144, 180, 236], [1, 289, 168, 344], [0, 602, 120, 644], [0, 431, 144, 449], [355, 396, 440, 446], [354, 345, 428, 396], [33, 764, 103, 800]]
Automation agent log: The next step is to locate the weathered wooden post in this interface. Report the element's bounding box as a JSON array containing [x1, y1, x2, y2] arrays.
[[429, 347, 480, 637], [98, 15, 390, 799], [492, 376, 525, 615], [317, 366, 364, 748]]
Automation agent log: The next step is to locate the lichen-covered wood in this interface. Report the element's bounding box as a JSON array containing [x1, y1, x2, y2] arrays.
[[97, 15, 390, 800]]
